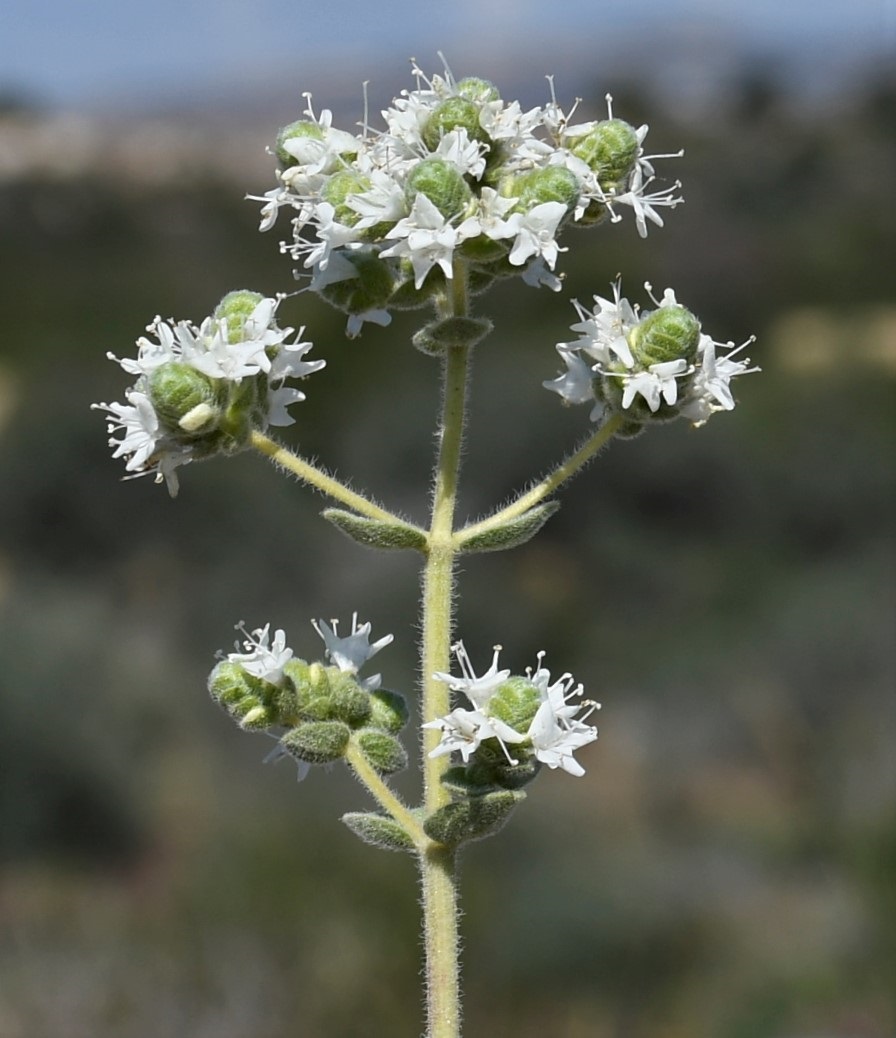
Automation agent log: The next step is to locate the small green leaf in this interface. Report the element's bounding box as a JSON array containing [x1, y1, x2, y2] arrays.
[[354, 729, 408, 775], [423, 789, 525, 847], [412, 316, 493, 355], [341, 811, 416, 853], [457, 501, 559, 554], [322, 508, 427, 552]]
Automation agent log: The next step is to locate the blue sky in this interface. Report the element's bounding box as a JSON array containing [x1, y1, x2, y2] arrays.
[[1, 0, 893, 110]]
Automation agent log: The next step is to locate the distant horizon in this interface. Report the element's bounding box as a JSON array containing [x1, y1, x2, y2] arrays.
[[1, 0, 892, 114]]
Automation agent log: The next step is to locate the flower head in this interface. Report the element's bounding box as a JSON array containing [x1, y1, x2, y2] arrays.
[[544, 281, 757, 429], [93, 294, 324, 493], [255, 60, 683, 336], [425, 643, 598, 777]]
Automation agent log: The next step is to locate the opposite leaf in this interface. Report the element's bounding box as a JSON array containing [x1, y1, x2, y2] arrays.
[[457, 501, 560, 554], [323, 508, 428, 552], [342, 811, 416, 853]]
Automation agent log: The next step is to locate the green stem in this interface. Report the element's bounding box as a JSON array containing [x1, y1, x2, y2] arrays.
[[455, 412, 624, 546], [419, 265, 472, 1037], [250, 430, 406, 524], [344, 739, 429, 847]]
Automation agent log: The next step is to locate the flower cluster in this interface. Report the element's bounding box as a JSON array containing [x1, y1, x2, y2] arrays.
[[424, 643, 599, 778], [544, 282, 757, 429], [253, 60, 682, 335], [209, 617, 408, 779], [93, 291, 324, 494]]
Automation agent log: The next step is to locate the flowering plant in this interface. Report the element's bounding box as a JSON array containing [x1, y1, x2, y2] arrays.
[[94, 57, 756, 1037]]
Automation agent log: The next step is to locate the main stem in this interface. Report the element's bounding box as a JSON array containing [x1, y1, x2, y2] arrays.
[[420, 335, 470, 1038]]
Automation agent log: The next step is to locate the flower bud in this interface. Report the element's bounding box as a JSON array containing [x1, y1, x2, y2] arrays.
[[455, 77, 500, 104], [488, 676, 541, 733], [569, 118, 640, 192], [422, 97, 489, 151], [326, 670, 372, 727], [213, 290, 265, 342], [403, 158, 472, 220], [318, 249, 396, 316], [147, 362, 221, 435], [630, 305, 701, 367], [322, 170, 372, 228], [274, 119, 324, 166], [208, 660, 277, 729], [283, 658, 333, 720], [510, 166, 580, 214], [280, 720, 351, 764]]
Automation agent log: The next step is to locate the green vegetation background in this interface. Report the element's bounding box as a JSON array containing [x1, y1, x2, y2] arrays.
[[1, 69, 894, 1037]]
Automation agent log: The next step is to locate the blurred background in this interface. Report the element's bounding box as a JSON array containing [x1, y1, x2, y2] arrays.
[[1, 1, 894, 1035]]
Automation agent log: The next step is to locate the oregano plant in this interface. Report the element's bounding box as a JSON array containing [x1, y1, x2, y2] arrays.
[[93, 57, 757, 1038]]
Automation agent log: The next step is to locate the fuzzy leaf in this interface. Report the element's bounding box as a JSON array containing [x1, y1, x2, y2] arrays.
[[423, 789, 525, 846], [342, 811, 416, 853], [457, 501, 559, 554], [322, 508, 427, 552]]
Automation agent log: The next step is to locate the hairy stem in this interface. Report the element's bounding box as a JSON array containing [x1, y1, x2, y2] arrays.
[[456, 412, 624, 544], [250, 430, 406, 524]]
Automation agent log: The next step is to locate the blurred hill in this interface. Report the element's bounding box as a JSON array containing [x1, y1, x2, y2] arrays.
[[0, 61, 894, 1038]]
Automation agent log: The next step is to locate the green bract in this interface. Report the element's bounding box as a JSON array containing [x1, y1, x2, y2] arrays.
[[630, 305, 701, 367], [148, 362, 221, 434], [275, 119, 324, 166], [404, 158, 473, 219], [214, 290, 265, 342], [422, 97, 489, 150], [569, 118, 640, 192]]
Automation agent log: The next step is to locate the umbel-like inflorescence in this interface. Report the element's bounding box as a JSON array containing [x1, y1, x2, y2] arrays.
[[93, 291, 324, 495], [252, 58, 683, 336]]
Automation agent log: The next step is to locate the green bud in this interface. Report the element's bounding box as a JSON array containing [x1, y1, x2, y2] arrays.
[[569, 118, 640, 192], [458, 501, 559, 554], [630, 305, 701, 367], [208, 660, 279, 729], [284, 659, 333, 720], [423, 789, 525, 846], [322, 508, 428, 552], [318, 248, 396, 316], [404, 158, 472, 220], [341, 811, 416, 853], [275, 119, 324, 166], [280, 720, 350, 764], [488, 676, 541, 733], [511, 166, 581, 213], [412, 316, 493, 356], [322, 170, 372, 227], [422, 97, 489, 151], [367, 689, 410, 735], [455, 77, 500, 104], [213, 290, 265, 343], [148, 362, 221, 435], [354, 729, 408, 775], [326, 670, 372, 728]]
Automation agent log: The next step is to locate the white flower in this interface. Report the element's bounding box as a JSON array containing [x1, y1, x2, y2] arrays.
[[619, 358, 689, 412], [380, 193, 463, 288], [679, 334, 758, 426], [427, 644, 597, 776], [506, 201, 567, 269], [228, 623, 294, 685], [312, 613, 393, 691], [542, 344, 595, 406], [433, 642, 511, 711]]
